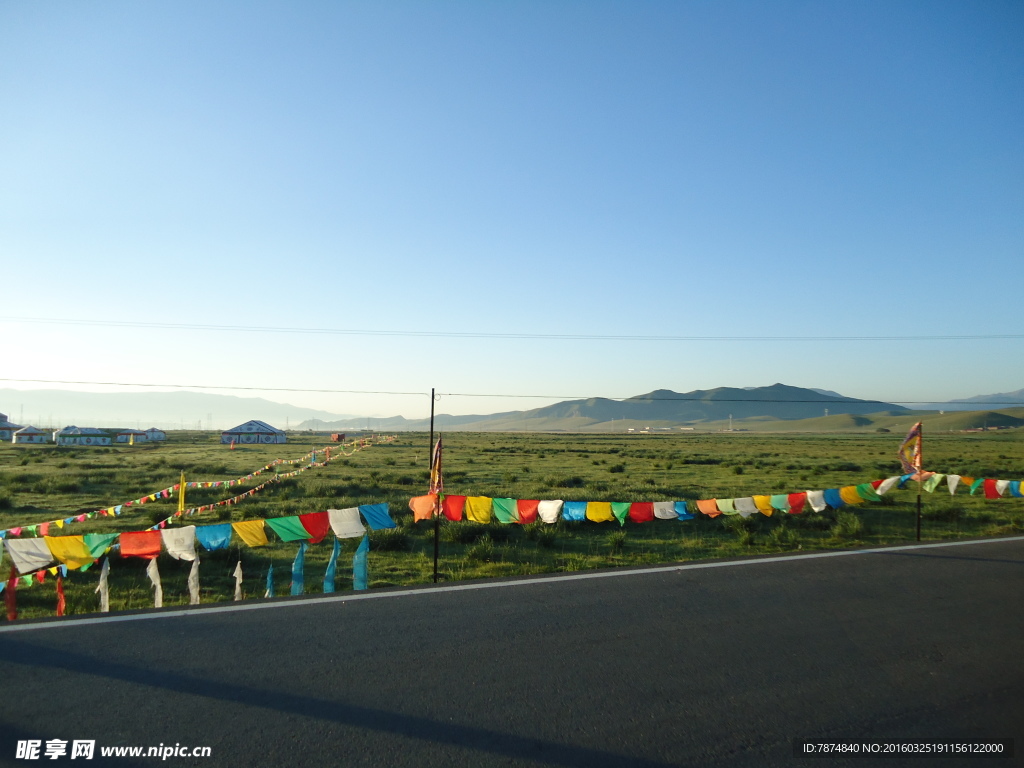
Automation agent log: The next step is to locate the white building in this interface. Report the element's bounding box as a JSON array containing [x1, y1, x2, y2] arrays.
[[115, 429, 147, 443], [0, 413, 22, 441], [13, 426, 49, 444], [54, 426, 112, 446], [221, 419, 287, 444], [144, 428, 167, 441]]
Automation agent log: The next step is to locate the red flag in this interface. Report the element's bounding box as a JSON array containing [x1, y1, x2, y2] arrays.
[[516, 499, 540, 524], [56, 574, 66, 617], [5, 566, 17, 622], [787, 492, 807, 514], [441, 495, 466, 521], [298, 511, 331, 543], [628, 502, 655, 523]]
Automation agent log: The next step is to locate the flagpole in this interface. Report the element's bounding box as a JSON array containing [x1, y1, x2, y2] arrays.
[[916, 423, 923, 542], [429, 388, 439, 583]]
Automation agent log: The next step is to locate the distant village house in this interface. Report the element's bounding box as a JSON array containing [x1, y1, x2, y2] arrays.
[[115, 429, 147, 443], [13, 425, 49, 444], [0, 413, 22, 441], [54, 426, 112, 446], [221, 420, 287, 444]]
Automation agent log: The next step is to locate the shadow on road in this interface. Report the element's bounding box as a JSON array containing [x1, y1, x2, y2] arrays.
[[880, 551, 1023, 566], [0, 637, 678, 768]]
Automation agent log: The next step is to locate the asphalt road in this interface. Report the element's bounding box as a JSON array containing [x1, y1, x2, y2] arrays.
[[0, 537, 1021, 768]]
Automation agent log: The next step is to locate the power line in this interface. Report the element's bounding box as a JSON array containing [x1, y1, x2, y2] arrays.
[[1, 316, 1021, 342], [1, 378, 1021, 406], [0, 379, 424, 396]]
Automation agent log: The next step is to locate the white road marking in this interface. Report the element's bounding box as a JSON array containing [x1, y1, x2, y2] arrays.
[[1, 535, 1021, 634]]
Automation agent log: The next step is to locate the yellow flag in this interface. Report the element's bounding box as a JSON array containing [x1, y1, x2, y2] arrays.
[[178, 471, 186, 514]]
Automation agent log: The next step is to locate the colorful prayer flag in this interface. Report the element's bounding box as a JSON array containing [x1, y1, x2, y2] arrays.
[[898, 422, 923, 474]]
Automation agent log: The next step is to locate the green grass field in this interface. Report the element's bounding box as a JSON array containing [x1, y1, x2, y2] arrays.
[[2, 429, 1023, 620]]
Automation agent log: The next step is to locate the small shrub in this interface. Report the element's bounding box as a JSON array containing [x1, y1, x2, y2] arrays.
[[831, 511, 863, 540], [466, 535, 496, 562], [929, 505, 964, 523], [789, 512, 832, 531], [555, 476, 585, 488], [722, 515, 756, 545], [370, 528, 411, 552], [768, 525, 800, 550], [0, 493, 13, 510], [524, 524, 557, 549], [557, 553, 591, 572], [483, 523, 513, 543], [441, 524, 486, 544], [733, 466, 744, 475], [608, 464, 626, 474], [607, 530, 627, 554]]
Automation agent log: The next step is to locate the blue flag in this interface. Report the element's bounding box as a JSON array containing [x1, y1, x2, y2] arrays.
[[291, 542, 307, 596], [323, 538, 340, 594], [562, 501, 587, 521], [358, 503, 396, 530], [195, 523, 233, 552], [353, 535, 369, 591], [823, 488, 845, 510], [265, 563, 275, 598]]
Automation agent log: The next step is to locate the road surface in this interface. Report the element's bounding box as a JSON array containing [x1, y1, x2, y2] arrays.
[[0, 537, 1021, 767]]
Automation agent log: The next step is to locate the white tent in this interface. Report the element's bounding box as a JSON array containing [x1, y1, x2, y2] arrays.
[[0, 412, 23, 441], [13, 426, 49, 444], [144, 428, 167, 441], [221, 419, 286, 444], [54, 426, 112, 446], [115, 429, 147, 443]]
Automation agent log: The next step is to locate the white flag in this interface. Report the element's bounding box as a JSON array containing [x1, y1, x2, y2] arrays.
[[146, 559, 163, 608], [187, 557, 200, 605], [95, 558, 110, 613], [233, 561, 243, 601]]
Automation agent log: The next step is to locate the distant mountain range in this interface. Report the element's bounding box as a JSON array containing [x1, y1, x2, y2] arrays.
[[4, 384, 1020, 433], [296, 384, 911, 432], [914, 388, 1024, 411], [0, 389, 352, 430]]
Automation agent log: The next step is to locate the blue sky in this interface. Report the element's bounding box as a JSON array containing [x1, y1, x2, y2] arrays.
[[1, 0, 1021, 419]]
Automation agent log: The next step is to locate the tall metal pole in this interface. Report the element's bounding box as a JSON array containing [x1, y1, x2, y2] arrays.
[[430, 388, 439, 583]]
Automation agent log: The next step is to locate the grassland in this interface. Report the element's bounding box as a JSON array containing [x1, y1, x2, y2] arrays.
[[1, 429, 1023, 620]]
